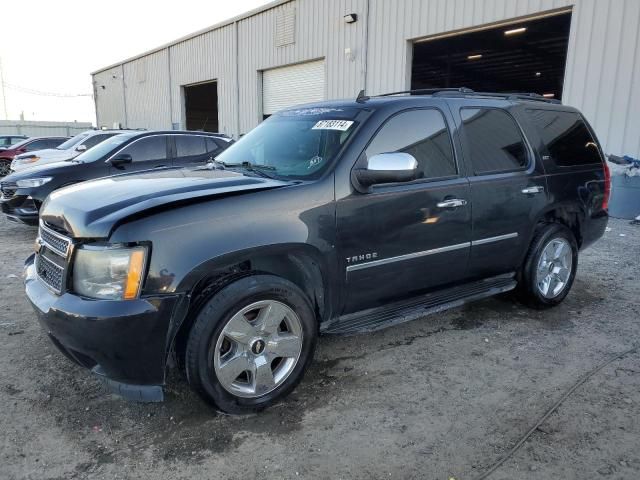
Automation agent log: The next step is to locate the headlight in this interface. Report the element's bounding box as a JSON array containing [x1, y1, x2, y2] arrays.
[[16, 177, 52, 188], [73, 246, 147, 300], [16, 156, 41, 165]]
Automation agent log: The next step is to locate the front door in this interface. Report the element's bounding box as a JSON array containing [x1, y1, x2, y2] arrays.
[[336, 108, 472, 314], [109, 135, 170, 174]]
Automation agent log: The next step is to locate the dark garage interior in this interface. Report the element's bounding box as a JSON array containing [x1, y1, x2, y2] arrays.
[[183, 81, 219, 132], [411, 12, 572, 99]]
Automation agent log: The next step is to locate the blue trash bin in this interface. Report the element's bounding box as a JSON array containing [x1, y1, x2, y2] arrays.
[[609, 174, 640, 219]]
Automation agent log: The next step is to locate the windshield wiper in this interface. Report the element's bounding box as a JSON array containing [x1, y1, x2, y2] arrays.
[[223, 161, 278, 179]]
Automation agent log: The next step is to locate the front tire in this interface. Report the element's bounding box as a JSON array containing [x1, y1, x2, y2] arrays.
[[517, 223, 578, 309], [0, 159, 11, 177], [185, 274, 317, 414]]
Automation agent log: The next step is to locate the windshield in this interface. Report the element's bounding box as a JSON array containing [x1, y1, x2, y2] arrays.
[[74, 133, 136, 162], [56, 133, 90, 150], [215, 107, 362, 180]]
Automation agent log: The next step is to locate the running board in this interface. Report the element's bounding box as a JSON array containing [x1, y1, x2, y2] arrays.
[[322, 274, 517, 335]]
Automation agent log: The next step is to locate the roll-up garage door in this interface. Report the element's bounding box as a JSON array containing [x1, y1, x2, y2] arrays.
[[262, 60, 325, 115]]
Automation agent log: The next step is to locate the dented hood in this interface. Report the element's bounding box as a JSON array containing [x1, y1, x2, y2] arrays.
[[40, 167, 289, 238]]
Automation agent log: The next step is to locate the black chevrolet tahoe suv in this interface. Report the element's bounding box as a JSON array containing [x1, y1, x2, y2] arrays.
[[24, 89, 609, 413], [1, 130, 233, 225]]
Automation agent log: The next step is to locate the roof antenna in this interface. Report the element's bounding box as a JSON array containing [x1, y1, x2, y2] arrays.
[[355, 89, 369, 103]]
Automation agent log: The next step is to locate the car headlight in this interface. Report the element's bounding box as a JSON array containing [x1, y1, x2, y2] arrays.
[[16, 156, 40, 165], [73, 246, 147, 300], [16, 177, 52, 188]]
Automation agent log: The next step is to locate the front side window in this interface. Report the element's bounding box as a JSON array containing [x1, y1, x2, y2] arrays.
[[120, 136, 167, 162], [365, 109, 456, 180], [215, 107, 363, 180], [74, 133, 136, 163], [526, 109, 602, 166], [461, 108, 529, 174]]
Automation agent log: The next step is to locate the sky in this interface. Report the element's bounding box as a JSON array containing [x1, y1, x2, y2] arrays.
[[0, 0, 271, 125]]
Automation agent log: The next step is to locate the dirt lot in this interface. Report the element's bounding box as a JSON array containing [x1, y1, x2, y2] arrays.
[[1, 215, 639, 480]]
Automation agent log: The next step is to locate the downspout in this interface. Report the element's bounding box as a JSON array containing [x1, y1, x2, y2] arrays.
[[121, 64, 128, 129], [167, 48, 174, 129], [363, 0, 370, 92], [234, 20, 241, 138]]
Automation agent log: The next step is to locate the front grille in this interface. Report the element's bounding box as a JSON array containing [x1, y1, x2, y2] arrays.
[[36, 221, 73, 294], [1, 181, 17, 200], [39, 223, 71, 257], [36, 253, 64, 293]]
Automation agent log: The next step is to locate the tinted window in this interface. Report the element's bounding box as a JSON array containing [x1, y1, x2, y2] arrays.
[[461, 108, 528, 174], [175, 135, 206, 157], [206, 137, 222, 154], [24, 139, 52, 151], [365, 109, 456, 180], [121, 136, 167, 162], [57, 134, 89, 150], [526, 109, 602, 166], [82, 134, 114, 150]]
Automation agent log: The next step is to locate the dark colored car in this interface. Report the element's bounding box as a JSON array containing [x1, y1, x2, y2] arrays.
[[1, 131, 233, 224], [0, 136, 69, 176], [24, 89, 609, 413], [0, 135, 29, 148]]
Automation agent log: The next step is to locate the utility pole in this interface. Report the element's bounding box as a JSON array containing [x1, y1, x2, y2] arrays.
[[0, 57, 8, 120]]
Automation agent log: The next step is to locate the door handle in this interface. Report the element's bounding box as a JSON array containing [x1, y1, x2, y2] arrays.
[[436, 198, 468, 209], [521, 186, 545, 195]]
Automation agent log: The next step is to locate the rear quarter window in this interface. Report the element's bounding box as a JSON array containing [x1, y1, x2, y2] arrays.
[[526, 109, 602, 166]]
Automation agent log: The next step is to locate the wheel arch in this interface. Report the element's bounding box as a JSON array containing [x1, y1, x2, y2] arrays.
[[531, 202, 585, 248], [167, 243, 330, 368]]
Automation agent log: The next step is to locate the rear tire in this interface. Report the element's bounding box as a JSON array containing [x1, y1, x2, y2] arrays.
[[517, 223, 578, 309], [185, 274, 317, 414]]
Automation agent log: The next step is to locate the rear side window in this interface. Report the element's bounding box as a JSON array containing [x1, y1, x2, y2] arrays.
[[526, 109, 602, 166], [366, 109, 456, 180], [461, 108, 528, 174], [175, 135, 207, 157], [121, 136, 167, 162]]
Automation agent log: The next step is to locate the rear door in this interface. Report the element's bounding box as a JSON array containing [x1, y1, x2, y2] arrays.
[[109, 135, 170, 174], [173, 135, 214, 168], [336, 107, 471, 313], [451, 102, 548, 278]]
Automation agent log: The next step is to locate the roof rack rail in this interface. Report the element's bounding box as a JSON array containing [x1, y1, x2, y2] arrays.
[[360, 87, 561, 104], [376, 87, 475, 97]]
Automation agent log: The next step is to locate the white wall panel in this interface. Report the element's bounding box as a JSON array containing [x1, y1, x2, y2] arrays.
[[123, 51, 171, 130], [168, 24, 237, 135], [92, 0, 639, 156], [93, 66, 126, 129]]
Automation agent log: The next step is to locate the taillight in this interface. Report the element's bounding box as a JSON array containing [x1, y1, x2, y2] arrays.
[[602, 159, 611, 211]]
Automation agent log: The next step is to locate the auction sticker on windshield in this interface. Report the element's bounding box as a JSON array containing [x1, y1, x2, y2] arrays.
[[312, 120, 354, 131]]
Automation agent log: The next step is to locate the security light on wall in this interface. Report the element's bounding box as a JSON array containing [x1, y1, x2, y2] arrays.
[[344, 13, 358, 23]]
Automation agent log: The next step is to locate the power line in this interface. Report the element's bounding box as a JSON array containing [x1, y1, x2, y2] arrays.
[[1, 81, 93, 98]]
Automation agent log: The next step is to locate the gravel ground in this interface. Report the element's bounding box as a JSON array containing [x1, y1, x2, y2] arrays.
[[1, 215, 638, 480]]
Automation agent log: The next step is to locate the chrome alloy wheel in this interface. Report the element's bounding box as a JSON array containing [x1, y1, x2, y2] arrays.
[[536, 237, 573, 299], [213, 300, 303, 398]]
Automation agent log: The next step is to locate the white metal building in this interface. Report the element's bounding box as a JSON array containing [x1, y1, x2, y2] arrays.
[[92, 0, 640, 158]]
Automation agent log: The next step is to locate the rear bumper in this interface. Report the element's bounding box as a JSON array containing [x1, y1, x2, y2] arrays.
[[581, 211, 608, 250], [1, 194, 39, 225], [24, 254, 185, 401]]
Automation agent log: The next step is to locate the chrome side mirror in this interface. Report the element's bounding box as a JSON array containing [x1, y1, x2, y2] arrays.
[[75, 144, 87, 152], [354, 152, 419, 189]]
